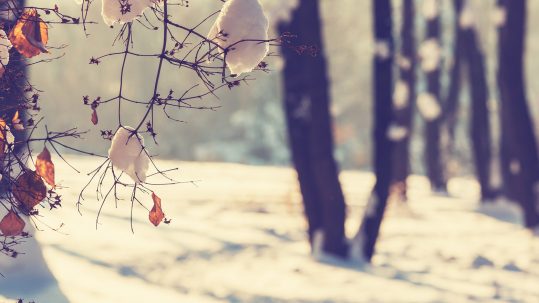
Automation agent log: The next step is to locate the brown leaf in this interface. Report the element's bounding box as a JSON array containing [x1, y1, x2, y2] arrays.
[[0, 210, 25, 236], [12, 110, 24, 130], [36, 146, 55, 187], [91, 109, 98, 125], [9, 9, 49, 58], [149, 192, 165, 227], [13, 170, 47, 211], [0, 118, 7, 156]]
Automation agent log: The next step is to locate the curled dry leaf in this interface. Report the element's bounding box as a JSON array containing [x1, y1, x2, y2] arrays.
[[13, 170, 47, 211], [91, 109, 98, 125], [36, 146, 55, 187], [12, 110, 24, 130], [0, 210, 25, 236], [9, 8, 49, 58], [149, 192, 165, 227]]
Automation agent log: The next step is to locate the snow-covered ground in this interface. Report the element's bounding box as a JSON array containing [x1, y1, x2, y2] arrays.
[[2, 156, 539, 302]]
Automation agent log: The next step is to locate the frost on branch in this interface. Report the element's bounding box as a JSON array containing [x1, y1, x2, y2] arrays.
[[101, 0, 159, 27], [108, 126, 150, 183], [422, 0, 439, 20], [207, 0, 270, 75], [393, 80, 409, 110]]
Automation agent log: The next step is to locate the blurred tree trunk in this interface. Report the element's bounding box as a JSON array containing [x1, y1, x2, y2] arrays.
[[457, 0, 494, 201], [447, 0, 493, 201], [424, 3, 447, 192], [355, 0, 394, 263], [279, 0, 348, 257], [497, 0, 539, 228], [391, 0, 416, 202]]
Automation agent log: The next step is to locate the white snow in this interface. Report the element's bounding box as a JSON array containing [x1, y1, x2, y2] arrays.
[[4, 156, 539, 302], [387, 124, 409, 142], [493, 6, 506, 27], [417, 92, 441, 121], [419, 39, 442, 72], [259, 0, 298, 25], [108, 126, 150, 183], [374, 40, 391, 60], [393, 80, 410, 110], [101, 0, 158, 27], [0, 30, 12, 67], [396, 55, 412, 71], [459, 6, 475, 29], [207, 0, 270, 75], [422, 0, 439, 20]]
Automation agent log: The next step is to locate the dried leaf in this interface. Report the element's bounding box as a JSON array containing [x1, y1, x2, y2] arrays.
[[9, 9, 49, 58], [13, 170, 47, 211], [149, 192, 165, 227], [12, 110, 24, 130], [0, 210, 25, 236], [36, 146, 55, 187], [91, 109, 98, 125]]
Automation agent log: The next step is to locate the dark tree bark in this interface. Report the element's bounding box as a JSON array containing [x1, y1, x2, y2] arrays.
[[497, 0, 539, 227], [355, 0, 394, 262], [279, 0, 348, 257], [424, 6, 447, 192], [446, 0, 494, 201], [391, 0, 416, 201]]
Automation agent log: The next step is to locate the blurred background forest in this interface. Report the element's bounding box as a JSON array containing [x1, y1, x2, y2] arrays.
[[31, 0, 539, 175]]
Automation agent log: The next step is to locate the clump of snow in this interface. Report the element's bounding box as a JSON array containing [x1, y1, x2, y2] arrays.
[[387, 124, 409, 142], [101, 0, 158, 27], [509, 159, 521, 175], [108, 126, 150, 183], [393, 80, 410, 109], [419, 39, 441, 72], [207, 0, 270, 75], [417, 93, 441, 121], [422, 0, 439, 20], [0, 29, 12, 67], [374, 40, 391, 60], [459, 7, 475, 29], [471, 255, 494, 268], [396, 55, 412, 70], [477, 199, 524, 225], [492, 6, 506, 27], [259, 0, 298, 25]]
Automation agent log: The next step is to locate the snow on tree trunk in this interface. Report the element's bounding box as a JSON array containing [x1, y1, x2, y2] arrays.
[[391, 0, 416, 202], [423, 0, 447, 192], [497, 0, 539, 228], [279, 0, 348, 257], [353, 0, 394, 263]]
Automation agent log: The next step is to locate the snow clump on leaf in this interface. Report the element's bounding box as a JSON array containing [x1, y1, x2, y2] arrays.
[[207, 0, 270, 75], [102, 0, 159, 27], [108, 126, 150, 183]]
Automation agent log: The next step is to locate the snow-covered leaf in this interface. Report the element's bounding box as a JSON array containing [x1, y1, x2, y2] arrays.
[[207, 0, 269, 75], [108, 126, 150, 183], [101, 0, 159, 27]]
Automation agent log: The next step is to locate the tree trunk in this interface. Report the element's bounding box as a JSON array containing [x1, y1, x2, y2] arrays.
[[279, 0, 348, 257], [497, 0, 539, 227], [424, 3, 447, 192], [391, 0, 416, 201], [355, 0, 394, 263]]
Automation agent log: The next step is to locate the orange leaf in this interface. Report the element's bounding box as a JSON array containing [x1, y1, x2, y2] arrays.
[[0, 210, 25, 236], [13, 170, 47, 211], [149, 192, 165, 227], [91, 109, 98, 125], [36, 146, 55, 187], [12, 110, 24, 130], [9, 9, 49, 58], [0, 118, 6, 156]]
